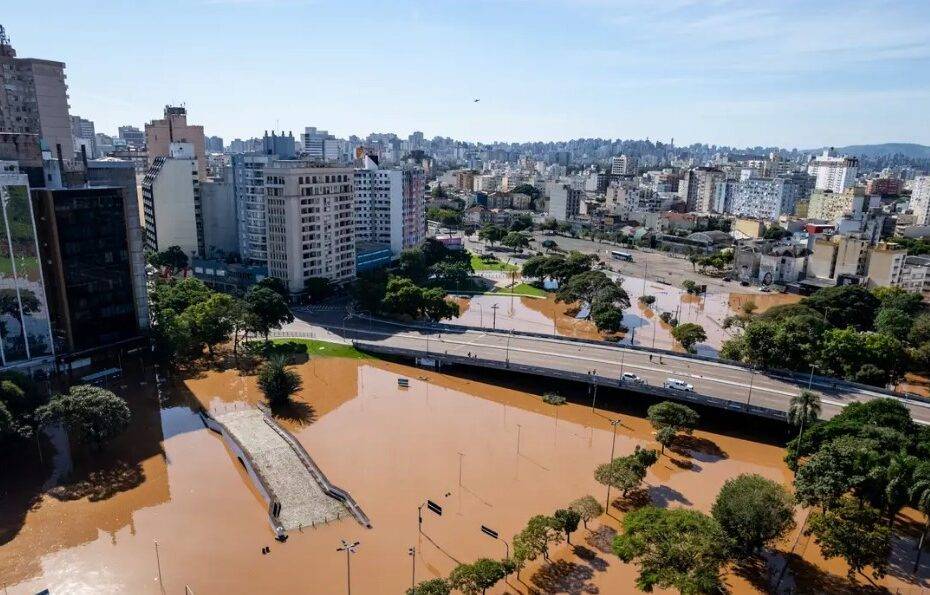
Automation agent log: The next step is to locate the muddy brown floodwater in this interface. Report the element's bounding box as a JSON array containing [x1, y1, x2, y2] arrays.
[[1, 355, 928, 594], [450, 282, 803, 359]]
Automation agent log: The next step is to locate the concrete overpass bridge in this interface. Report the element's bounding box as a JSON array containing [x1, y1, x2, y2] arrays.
[[277, 314, 930, 425]]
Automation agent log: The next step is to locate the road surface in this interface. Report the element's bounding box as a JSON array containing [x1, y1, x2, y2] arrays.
[[280, 311, 930, 425]]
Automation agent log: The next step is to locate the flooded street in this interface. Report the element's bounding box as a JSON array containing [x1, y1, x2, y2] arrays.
[[449, 276, 802, 357], [1, 355, 927, 594]]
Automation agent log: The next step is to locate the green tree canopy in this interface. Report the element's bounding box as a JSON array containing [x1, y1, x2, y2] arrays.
[[612, 506, 730, 594], [552, 508, 581, 544], [594, 447, 658, 497], [569, 495, 604, 529], [406, 578, 451, 595], [180, 292, 236, 356], [257, 355, 303, 407], [245, 286, 294, 341], [36, 385, 130, 447], [478, 224, 507, 245], [712, 473, 796, 556], [801, 285, 880, 331], [805, 496, 891, 581], [513, 515, 561, 565], [256, 276, 289, 298], [671, 322, 706, 352], [501, 231, 530, 250], [148, 245, 189, 270], [448, 558, 508, 595]]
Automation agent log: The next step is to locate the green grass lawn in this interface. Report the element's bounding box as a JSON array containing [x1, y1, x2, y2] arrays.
[[499, 282, 548, 297], [265, 339, 372, 359], [470, 252, 519, 272]]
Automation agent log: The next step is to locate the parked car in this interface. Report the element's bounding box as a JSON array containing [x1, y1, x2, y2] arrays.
[[722, 276, 732, 282], [663, 378, 694, 392], [621, 372, 645, 385]]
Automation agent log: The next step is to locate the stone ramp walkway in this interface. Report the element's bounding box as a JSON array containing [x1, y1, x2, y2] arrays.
[[217, 409, 346, 530]]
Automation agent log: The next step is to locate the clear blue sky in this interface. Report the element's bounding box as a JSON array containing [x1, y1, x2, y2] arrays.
[[4, 0, 929, 148]]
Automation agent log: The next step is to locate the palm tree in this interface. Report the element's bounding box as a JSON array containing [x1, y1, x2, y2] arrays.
[[788, 390, 820, 431], [788, 390, 820, 457], [910, 464, 930, 572]]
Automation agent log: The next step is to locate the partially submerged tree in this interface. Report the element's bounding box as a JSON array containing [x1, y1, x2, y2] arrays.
[[569, 495, 604, 529], [257, 355, 303, 407], [613, 506, 730, 594], [36, 385, 130, 448], [712, 473, 796, 556]]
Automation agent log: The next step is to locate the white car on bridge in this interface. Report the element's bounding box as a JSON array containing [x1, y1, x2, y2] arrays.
[[663, 378, 694, 392], [621, 372, 645, 385]]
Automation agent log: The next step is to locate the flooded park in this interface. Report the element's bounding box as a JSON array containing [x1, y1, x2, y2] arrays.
[[450, 276, 802, 358], [2, 349, 929, 594]]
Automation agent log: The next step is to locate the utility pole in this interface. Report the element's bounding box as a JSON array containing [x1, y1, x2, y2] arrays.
[[337, 539, 360, 595], [408, 547, 416, 590], [604, 418, 622, 510], [154, 540, 165, 594], [491, 303, 499, 330]]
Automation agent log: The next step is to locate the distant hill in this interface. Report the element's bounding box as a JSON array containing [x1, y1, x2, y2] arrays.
[[809, 143, 930, 159]]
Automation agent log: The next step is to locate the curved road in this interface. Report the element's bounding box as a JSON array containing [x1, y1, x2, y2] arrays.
[[282, 311, 930, 425]]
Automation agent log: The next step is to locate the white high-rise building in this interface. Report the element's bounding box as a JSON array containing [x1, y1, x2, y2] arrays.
[[354, 156, 426, 256], [264, 162, 356, 295], [546, 181, 581, 221], [731, 177, 801, 221], [141, 142, 203, 257], [807, 149, 859, 193], [610, 154, 636, 176], [909, 176, 930, 225]]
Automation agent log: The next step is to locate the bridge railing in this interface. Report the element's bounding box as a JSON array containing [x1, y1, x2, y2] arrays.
[[354, 341, 789, 421], [349, 313, 907, 402]]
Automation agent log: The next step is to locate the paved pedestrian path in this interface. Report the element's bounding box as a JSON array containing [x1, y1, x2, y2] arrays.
[[217, 409, 347, 530]]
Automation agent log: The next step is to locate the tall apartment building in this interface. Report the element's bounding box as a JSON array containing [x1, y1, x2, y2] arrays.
[[141, 143, 203, 257], [0, 26, 73, 160], [233, 153, 272, 265], [865, 242, 907, 288], [354, 156, 426, 256], [610, 154, 636, 176], [301, 127, 337, 161], [807, 187, 862, 222], [264, 162, 355, 295], [118, 125, 145, 149], [70, 115, 95, 158], [201, 165, 238, 258], [908, 176, 930, 225], [546, 181, 581, 221], [730, 177, 801, 221], [145, 106, 206, 180], [0, 162, 56, 368], [807, 149, 858, 193], [205, 135, 224, 153], [679, 167, 723, 212]]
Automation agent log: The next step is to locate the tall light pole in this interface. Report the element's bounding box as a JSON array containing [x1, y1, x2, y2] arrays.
[[807, 364, 817, 390], [505, 329, 513, 367], [590, 371, 599, 412], [154, 540, 165, 595], [491, 303, 499, 330], [337, 539, 360, 595], [619, 350, 626, 378], [408, 547, 416, 590], [457, 452, 464, 487], [604, 418, 622, 510], [746, 366, 755, 409]]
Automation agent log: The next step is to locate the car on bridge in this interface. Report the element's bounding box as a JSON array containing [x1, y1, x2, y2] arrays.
[[621, 372, 645, 385], [663, 378, 694, 392]]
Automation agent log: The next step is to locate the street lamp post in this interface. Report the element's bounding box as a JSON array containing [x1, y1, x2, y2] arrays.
[[619, 350, 626, 378], [604, 418, 622, 510], [491, 303, 499, 330], [337, 539, 360, 595], [505, 330, 513, 367], [408, 547, 416, 590], [590, 372, 599, 412], [746, 366, 755, 409], [807, 364, 817, 390]]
